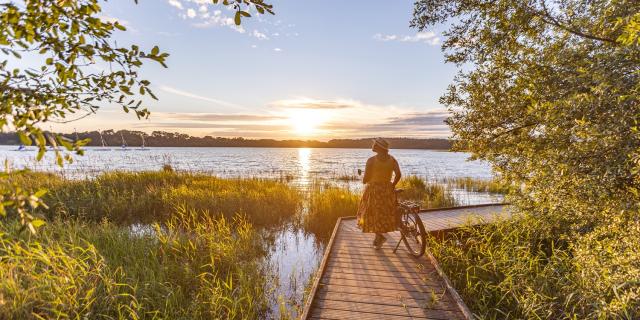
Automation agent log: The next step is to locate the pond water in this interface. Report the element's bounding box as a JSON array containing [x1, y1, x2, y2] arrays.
[[0, 146, 498, 318]]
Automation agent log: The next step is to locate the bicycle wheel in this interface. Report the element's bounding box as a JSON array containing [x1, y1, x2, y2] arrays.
[[401, 213, 427, 257]]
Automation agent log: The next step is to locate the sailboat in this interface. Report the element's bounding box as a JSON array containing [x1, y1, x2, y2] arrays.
[[46, 127, 59, 152], [94, 131, 111, 151], [14, 144, 31, 151], [116, 132, 130, 151], [136, 134, 150, 151]]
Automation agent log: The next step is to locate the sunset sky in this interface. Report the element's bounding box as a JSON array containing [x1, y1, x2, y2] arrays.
[[50, 0, 457, 140]]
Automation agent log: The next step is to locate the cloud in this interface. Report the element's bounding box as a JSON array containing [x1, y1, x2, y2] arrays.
[[273, 48, 282, 52], [385, 111, 449, 126], [251, 30, 269, 40], [168, 113, 285, 121], [325, 109, 451, 137], [165, 0, 285, 41], [373, 31, 440, 45], [168, 0, 183, 10], [159, 85, 245, 109], [270, 98, 361, 110], [137, 122, 289, 131]]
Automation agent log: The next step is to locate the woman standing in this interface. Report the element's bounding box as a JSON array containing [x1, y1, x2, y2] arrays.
[[357, 138, 402, 248]]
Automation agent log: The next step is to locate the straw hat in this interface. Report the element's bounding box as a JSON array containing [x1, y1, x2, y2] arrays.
[[372, 137, 389, 151]]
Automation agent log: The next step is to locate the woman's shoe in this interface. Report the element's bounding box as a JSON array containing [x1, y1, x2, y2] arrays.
[[373, 234, 387, 249]]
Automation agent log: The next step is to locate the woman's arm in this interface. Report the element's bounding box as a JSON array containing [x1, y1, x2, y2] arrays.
[[391, 157, 401, 187], [362, 158, 373, 184]]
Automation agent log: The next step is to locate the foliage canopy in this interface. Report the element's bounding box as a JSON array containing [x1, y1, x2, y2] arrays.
[[412, 0, 640, 317], [0, 0, 272, 232]]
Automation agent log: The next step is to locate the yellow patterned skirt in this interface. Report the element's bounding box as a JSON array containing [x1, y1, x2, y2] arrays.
[[357, 182, 397, 233]]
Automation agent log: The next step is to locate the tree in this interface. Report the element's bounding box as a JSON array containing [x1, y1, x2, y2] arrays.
[[412, 0, 640, 317], [412, 0, 639, 231], [0, 0, 273, 232]]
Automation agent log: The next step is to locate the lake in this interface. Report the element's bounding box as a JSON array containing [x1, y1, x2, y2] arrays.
[[1, 146, 497, 318], [0, 146, 492, 182]]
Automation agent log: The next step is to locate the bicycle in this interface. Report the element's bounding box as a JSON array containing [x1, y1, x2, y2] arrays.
[[392, 189, 427, 257]]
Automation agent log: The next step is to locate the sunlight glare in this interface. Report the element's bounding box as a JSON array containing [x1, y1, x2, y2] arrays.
[[288, 110, 324, 136]]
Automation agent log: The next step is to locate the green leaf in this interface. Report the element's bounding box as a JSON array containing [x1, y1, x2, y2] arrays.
[[31, 219, 46, 228]]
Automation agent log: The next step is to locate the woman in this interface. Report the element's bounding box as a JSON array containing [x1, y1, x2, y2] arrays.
[[357, 138, 401, 248]]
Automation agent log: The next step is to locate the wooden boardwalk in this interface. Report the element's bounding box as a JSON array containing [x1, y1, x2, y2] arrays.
[[301, 203, 509, 320]]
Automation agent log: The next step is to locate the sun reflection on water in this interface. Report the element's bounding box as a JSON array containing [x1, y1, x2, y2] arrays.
[[297, 148, 311, 187]]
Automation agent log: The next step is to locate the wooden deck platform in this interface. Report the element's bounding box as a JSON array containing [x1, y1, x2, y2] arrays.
[[301, 203, 509, 320]]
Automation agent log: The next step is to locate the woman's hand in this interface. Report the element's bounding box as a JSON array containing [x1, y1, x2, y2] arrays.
[[391, 157, 401, 187]]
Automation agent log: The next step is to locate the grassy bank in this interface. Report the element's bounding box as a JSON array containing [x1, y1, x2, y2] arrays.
[[0, 207, 270, 319], [9, 171, 301, 226], [426, 212, 640, 319]]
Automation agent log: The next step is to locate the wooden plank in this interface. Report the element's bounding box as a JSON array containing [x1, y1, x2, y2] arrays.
[[310, 309, 416, 320], [311, 300, 464, 320], [327, 260, 436, 275], [316, 288, 458, 310], [320, 269, 443, 287], [324, 264, 438, 279], [319, 276, 444, 292], [299, 216, 343, 320], [316, 284, 449, 301]]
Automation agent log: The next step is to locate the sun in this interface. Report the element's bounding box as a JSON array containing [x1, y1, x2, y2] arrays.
[[288, 110, 324, 136]]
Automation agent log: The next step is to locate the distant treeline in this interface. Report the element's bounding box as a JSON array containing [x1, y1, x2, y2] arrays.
[[0, 130, 452, 150]]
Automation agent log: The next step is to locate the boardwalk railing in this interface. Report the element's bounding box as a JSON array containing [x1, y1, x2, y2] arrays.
[[300, 203, 509, 320]]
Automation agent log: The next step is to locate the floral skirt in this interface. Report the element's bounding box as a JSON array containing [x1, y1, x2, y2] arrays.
[[357, 182, 397, 233]]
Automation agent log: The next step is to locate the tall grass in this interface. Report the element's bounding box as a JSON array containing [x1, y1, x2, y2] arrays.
[[9, 171, 301, 226], [426, 212, 640, 319], [443, 176, 509, 194], [0, 207, 271, 319], [397, 175, 457, 208], [304, 176, 458, 238], [304, 186, 360, 238]]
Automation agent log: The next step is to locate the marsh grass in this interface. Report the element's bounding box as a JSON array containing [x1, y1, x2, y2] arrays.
[[442, 176, 509, 194], [426, 213, 640, 319], [304, 186, 360, 238], [8, 171, 301, 226], [397, 175, 457, 208], [304, 176, 458, 238], [0, 206, 271, 319]]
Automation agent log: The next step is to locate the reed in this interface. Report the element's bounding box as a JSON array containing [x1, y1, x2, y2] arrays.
[[304, 186, 360, 238], [8, 171, 302, 226], [0, 207, 271, 319], [442, 176, 509, 194], [426, 213, 640, 319], [304, 176, 458, 238], [397, 175, 457, 208]]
